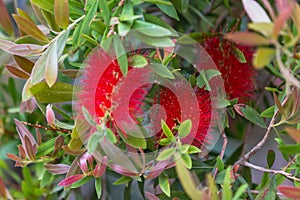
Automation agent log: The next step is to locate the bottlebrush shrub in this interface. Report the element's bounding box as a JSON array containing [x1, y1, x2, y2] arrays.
[[201, 36, 256, 103], [78, 45, 219, 151]]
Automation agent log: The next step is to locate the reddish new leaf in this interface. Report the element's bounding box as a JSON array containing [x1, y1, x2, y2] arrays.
[[54, 0, 69, 29], [14, 55, 34, 74], [24, 135, 36, 160], [278, 185, 300, 199], [45, 164, 70, 174], [5, 64, 30, 79], [0, 0, 13, 35], [0, 177, 7, 199], [110, 164, 140, 177], [93, 156, 108, 178], [58, 174, 85, 186], [225, 32, 270, 46], [6, 153, 22, 162], [286, 128, 300, 143], [13, 14, 49, 42]]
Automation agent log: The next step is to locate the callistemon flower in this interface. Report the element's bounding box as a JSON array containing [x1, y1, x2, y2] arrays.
[[151, 86, 212, 147], [202, 37, 256, 103], [78, 48, 149, 132]]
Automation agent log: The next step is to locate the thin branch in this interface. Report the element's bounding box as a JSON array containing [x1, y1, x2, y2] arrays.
[[235, 100, 282, 166], [20, 121, 71, 133], [243, 162, 300, 182], [213, 121, 227, 179]]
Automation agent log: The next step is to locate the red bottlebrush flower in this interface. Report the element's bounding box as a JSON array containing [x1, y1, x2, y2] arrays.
[[201, 37, 256, 103], [79, 48, 149, 128], [151, 86, 212, 147]]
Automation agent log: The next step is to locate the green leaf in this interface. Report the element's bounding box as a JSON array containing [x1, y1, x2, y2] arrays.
[[113, 176, 132, 185], [129, 55, 148, 68], [23, 167, 33, 188], [30, 82, 74, 103], [267, 150, 275, 168], [36, 137, 56, 157], [144, 0, 172, 5], [207, 174, 218, 200], [105, 129, 117, 144], [159, 174, 170, 197], [87, 132, 103, 153], [98, 0, 110, 24], [157, 148, 176, 161], [216, 156, 224, 171], [133, 20, 175, 37], [113, 35, 128, 76], [31, 0, 54, 13], [222, 168, 232, 200], [156, 2, 179, 21], [143, 13, 177, 35], [73, 1, 98, 48], [260, 106, 274, 118], [42, 10, 60, 32], [231, 46, 247, 63], [180, 153, 192, 169], [159, 138, 171, 146], [205, 69, 221, 80], [232, 184, 248, 200], [118, 2, 134, 36], [178, 119, 192, 138], [119, 15, 143, 21], [132, 31, 175, 47], [252, 47, 275, 69], [95, 177, 102, 199], [71, 176, 92, 188], [161, 120, 175, 142], [188, 145, 201, 154], [54, 0, 69, 29], [40, 170, 53, 188], [278, 144, 300, 154], [175, 159, 202, 199], [44, 40, 58, 87], [240, 106, 267, 128], [13, 14, 49, 43], [82, 106, 97, 127], [119, 134, 147, 149], [149, 63, 175, 79], [248, 22, 274, 38]]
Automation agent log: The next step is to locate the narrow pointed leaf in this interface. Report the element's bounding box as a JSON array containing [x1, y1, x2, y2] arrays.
[[158, 175, 170, 197], [0, 0, 13, 35], [225, 32, 270, 46], [54, 0, 69, 29], [14, 55, 34, 74], [58, 174, 85, 186], [178, 119, 192, 138], [13, 14, 49, 42], [44, 41, 58, 87], [45, 164, 70, 174], [5, 65, 30, 79]]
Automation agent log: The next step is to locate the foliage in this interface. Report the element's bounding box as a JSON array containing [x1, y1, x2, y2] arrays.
[[1, 0, 300, 199]]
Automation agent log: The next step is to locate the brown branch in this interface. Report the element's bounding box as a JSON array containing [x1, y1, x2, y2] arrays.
[[243, 162, 300, 182], [20, 121, 71, 133], [235, 99, 283, 166]]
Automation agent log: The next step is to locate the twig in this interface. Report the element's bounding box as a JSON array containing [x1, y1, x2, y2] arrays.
[[20, 121, 71, 133], [213, 121, 227, 179], [243, 162, 300, 182], [234, 99, 282, 166]]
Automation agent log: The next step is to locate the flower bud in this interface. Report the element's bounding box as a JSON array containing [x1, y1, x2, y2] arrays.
[[46, 104, 55, 126]]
